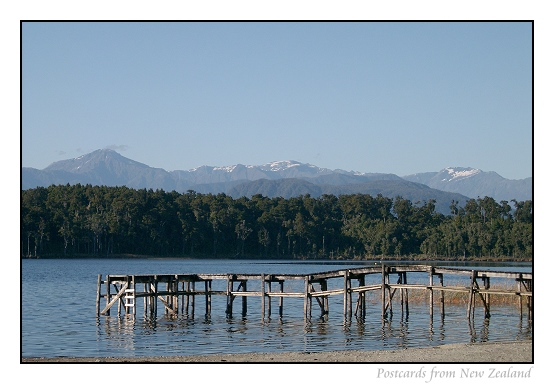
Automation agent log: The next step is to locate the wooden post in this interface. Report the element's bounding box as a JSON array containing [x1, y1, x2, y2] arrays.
[[147, 280, 152, 317], [117, 283, 122, 317], [242, 281, 247, 317], [483, 276, 491, 318], [96, 274, 102, 317], [226, 276, 233, 318], [343, 270, 348, 318], [144, 283, 148, 317], [279, 281, 284, 317], [438, 273, 444, 320], [398, 273, 404, 318], [381, 265, 386, 319], [517, 275, 523, 319], [387, 273, 393, 318], [173, 276, 179, 315], [106, 275, 111, 316], [428, 267, 434, 321], [267, 280, 272, 318], [357, 276, 366, 318], [321, 279, 329, 316], [165, 281, 170, 315], [180, 281, 184, 315], [185, 281, 190, 316], [403, 272, 409, 319], [154, 276, 158, 318], [343, 270, 351, 319], [308, 277, 312, 319], [304, 275, 310, 320], [191, 281, 195, 317], [205, 280, 212, 317], [467, 270, 476, 319], [261, 274, 265, 321], [528, 279, 533, 320]]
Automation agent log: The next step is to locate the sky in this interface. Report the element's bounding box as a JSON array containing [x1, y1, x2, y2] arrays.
[[21, 21, 533, 180]]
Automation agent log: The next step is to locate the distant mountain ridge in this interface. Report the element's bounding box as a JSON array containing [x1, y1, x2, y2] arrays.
[[403, 167, 532, 203], [22, 149, 532, 215]]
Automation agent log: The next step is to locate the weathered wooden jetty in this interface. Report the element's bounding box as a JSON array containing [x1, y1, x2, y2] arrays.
[[96, 264, 532, 322]]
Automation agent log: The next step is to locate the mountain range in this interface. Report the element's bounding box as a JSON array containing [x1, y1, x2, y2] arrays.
[[21, 149, 532, 215]]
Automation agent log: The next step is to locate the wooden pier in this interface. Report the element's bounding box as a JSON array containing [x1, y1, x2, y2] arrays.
[[96, 264, 532, 322]]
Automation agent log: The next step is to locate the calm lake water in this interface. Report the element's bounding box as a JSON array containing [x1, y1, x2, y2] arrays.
[[21, 259, 532, 358]]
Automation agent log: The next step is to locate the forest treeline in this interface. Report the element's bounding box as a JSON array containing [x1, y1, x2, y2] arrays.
[[21, 184, 533, 260]]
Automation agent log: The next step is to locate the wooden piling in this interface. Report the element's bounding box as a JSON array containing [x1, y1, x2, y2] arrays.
[[398, 273, 404, 318], [428, 267, 434, 320], [517, 276, 523, 319], [261, 274, 265, 321], [267, 280, 272, 318], [96, 274, 102, 317], [226, 276, 233, 317], [343, 270, 350, 319], [357, 276, 366, 318], [185, 281, 190, 315], [241, 281, 247, 316], [321, 279, 329, 316], [105, 275, 111, 316], [304, 275, 310, 320], [381, 265, 387, 319], [205, 280, 212, 316], [403, 272, 409, 319], [278, 280, 284, 317], [438, 273, 444, 319], [483, 276, 491, 318], [467, 270, 476, 319]]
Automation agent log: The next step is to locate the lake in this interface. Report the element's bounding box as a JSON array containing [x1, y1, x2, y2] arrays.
[[21, 258, 532, 359]]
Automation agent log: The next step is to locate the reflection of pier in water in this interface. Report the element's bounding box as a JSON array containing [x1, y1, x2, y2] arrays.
[[96, 264, 533, 324]]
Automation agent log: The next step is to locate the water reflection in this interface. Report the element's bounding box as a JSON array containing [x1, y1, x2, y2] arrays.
[[93, 300, 531, 358], [101, 316, 137, 352], [468, 317, 491, 343], [517, 319, 533, 340]]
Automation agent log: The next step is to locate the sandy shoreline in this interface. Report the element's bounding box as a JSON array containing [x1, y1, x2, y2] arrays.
[[22, 340, 532, 363]]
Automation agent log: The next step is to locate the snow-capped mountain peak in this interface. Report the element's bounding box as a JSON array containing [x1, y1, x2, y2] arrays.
[[443, 167, 481, 182], [260, 160, 304, 172]]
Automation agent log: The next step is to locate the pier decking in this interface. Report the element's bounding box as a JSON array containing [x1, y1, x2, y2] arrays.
[[96, 264, 533, 322]]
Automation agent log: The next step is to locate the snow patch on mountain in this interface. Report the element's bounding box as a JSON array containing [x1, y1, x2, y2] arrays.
[[443, 167, 481, 182], [260, 160, 303, 172], [213, 164, 239, 172]]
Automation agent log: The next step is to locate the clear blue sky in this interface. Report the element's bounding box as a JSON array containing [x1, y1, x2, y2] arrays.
[[22, 21, 532, 179]]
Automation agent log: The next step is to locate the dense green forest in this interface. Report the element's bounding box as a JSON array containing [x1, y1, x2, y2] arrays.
[[21, 184, 533, 261]]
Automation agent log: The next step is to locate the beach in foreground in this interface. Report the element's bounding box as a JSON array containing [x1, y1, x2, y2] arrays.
[[22, 340, 532, 363]]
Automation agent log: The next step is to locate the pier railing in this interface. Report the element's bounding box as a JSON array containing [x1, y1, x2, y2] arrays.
[[96, 264, 532, 322]]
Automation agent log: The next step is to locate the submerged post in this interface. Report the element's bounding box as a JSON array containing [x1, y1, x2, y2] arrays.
[[304, 275, 310, 320], [403, 272, 409, 319], [105, 275, 111, 316], [428, 267, 434, 320], [261, 274, 265, 322], [381, 264, 386, 319], [467, 270, 476, 319], [267, 279, 272, 318], [343, 270, 352, 319], [96, 274, 102, 317], [322, 279, 329, 316], [438, 273, 444, 320], [226, 275, 233, 317], [242, 281, 247, 317], [278, 280, 284, 317]]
